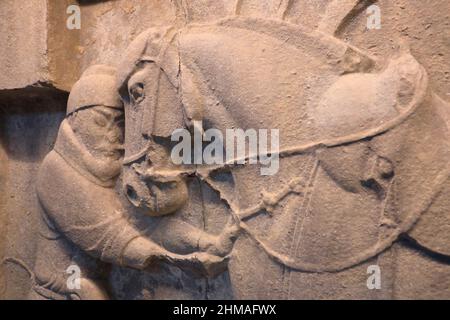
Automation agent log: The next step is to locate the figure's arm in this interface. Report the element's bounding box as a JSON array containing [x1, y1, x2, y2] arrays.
[[150, 217, 240, 257], [36, 152, 228, 276]]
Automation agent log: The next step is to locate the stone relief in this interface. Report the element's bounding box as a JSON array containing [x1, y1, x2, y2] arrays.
[[1, 0, 449, 300], [15, 65, 236, 300]]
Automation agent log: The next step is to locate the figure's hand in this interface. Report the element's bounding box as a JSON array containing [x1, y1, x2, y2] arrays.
[[187, 252, 230, 278], [145, 251, 230, 278], [202, 217, 241, 257], [124, 237, 230, 277], [169, 252, 230, 278]]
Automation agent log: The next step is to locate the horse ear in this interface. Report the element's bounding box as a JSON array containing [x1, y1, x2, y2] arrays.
[[118, 26, 177, 102], [117, 30, 153, 102]]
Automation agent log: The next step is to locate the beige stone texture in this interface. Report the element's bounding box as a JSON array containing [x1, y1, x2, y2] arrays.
[[0, 0, 449, 300]]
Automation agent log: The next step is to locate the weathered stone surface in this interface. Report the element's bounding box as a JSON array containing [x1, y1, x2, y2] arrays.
[[1, 0, 450, 300], [0, 0, 80, 92], [0, 0, 48, 90], [0, 89, 67, 299], [0, 140, 7, 295]]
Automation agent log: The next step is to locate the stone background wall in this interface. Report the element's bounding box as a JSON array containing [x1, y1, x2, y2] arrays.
[[0, 0, 449, 299]]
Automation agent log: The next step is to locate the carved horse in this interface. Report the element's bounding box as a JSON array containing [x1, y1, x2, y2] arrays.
[[117, 0, 450, 298]]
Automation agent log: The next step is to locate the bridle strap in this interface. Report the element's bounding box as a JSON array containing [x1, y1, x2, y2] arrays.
[[123, 28, 178, 166]]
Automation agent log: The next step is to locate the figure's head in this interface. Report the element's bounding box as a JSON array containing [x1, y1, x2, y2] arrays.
[[67, 65, 124, 161]]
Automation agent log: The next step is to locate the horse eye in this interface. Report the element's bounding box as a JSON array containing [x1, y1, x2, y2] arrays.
[[130, 83, 145, 103]]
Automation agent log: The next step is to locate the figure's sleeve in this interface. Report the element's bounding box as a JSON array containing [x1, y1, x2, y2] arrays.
[[36, 151, 161, 269], [148, 217, 217, 255]]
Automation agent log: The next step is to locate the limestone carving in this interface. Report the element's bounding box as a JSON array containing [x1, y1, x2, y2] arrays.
[[27, 65, 238, 300], [1, 0, 449, 300]]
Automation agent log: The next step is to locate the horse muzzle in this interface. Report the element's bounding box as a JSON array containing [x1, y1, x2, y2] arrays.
[[122, 164, 189, 216]]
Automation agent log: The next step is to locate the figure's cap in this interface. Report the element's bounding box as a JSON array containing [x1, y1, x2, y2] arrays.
[[67, 65, 122, 115]]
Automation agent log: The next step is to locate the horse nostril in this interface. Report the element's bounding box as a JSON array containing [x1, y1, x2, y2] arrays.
[[126, 184, 138, 201]]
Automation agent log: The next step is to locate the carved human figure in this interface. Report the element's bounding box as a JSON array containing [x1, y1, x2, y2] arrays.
[[31, 65, 237, 300]]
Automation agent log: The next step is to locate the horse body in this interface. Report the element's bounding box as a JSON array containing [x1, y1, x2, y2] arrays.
[[118, 17, 450, 299]]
